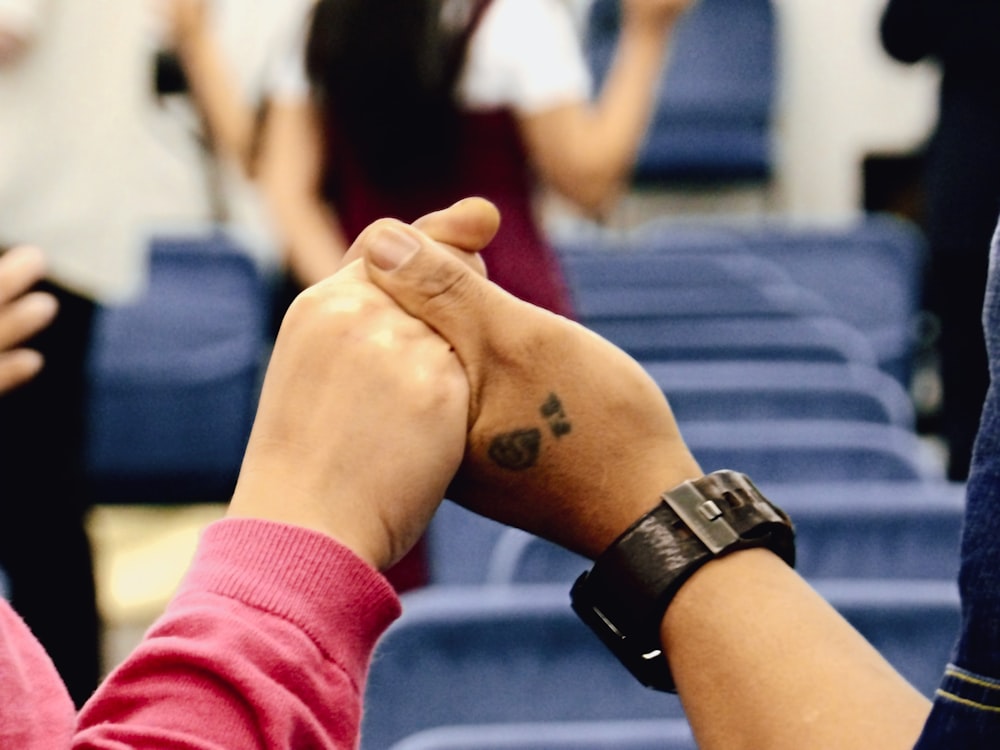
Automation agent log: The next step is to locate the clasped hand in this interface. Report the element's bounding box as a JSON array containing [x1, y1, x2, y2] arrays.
[[229, 198, 702, 570]]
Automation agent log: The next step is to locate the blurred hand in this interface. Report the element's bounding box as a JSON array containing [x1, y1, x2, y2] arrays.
[[227, 200, 498, 570], [363, 217, 703, 559], [0, 246, 58, 395]]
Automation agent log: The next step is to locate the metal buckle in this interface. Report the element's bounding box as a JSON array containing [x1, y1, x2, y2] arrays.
[[661, 481, 740, 554]]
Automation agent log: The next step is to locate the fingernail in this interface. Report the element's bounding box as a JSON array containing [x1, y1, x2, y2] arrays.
[[368, 226, 421, 271]]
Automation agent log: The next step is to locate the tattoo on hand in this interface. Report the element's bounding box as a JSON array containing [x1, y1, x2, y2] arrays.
[[540, 392, 572, 438], [487, 394, 573, 471], [488, 428, 542, 470]]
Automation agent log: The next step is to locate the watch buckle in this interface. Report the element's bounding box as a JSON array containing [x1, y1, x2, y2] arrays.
[[662, 481, 740, 554]]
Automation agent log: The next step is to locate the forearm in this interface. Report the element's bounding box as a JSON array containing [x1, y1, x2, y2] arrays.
[[75, 519, 400, 749], [173, 23, 256, 175], [585, 14, 674, 195], [267, 192, 347, 287], [259, 102, 347, 286], [537, 14, 675, 215], [662, 548, 931, 750]]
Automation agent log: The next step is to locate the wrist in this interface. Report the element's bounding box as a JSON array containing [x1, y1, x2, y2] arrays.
[[570, 471, 796, 691], [227, 472, 388, 571]]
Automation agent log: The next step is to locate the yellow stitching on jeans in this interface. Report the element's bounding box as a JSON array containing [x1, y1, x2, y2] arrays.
[[944, 666, 1000, 691], [936, 689, 1000, 713]]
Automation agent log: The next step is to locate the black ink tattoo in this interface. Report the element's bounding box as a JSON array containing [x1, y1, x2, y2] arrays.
[[540, 392, 572, 439], [488, 428, 542, 470]]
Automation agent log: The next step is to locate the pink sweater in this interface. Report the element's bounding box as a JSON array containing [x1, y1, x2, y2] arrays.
[[0, 519, 401, 749]]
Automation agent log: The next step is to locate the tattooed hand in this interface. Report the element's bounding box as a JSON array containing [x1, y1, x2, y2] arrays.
[[362, 216, 703, 559], [226, 201, 501, 571]]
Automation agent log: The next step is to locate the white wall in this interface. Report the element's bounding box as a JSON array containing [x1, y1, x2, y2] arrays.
[[770, 0, 939, 220]]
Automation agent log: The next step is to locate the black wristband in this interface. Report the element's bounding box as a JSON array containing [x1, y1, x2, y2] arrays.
[[570, 470, 795, 692]]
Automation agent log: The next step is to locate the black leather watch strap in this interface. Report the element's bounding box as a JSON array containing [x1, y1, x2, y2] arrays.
[[570, 470, 795, 692]]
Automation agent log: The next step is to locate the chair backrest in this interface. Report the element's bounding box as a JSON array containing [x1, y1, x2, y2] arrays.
[[362, 580, 959, 748], [559, 247, 789, 292], [644, 360, 916, 427], [389, 719, 696, 750], [585, 316, 879, 367], [361, 584, 688, 750], [427, 502, 511, 585], [630, 214, 928, 383], [486, 480, 965, 585], [575, 281, 832, 321], [682, 419, 943, 482], [86, 231, 271, 503], [586, 0, 777, 183]]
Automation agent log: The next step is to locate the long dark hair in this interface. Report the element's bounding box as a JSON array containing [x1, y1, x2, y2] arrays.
[[305, 0, 474, 190]]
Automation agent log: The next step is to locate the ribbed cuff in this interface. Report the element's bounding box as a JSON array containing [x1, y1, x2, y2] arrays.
[[174, 518, 402, 682]]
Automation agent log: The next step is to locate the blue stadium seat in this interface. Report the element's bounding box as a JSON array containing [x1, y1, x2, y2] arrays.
[[645, 360, 916, 427], [585, 316, 879, 366], [586, 0, 777, 183], [362, 580, 959, 748], [631, 214, 928, 383], [362, 585, 687, 750], [560, 248, 791, 293], [575, 280, 831, 321], [427, 502, 510, 585], [683, 419, 943, 482], [390, 719, 696, 750], [86, 231, 271, 503]]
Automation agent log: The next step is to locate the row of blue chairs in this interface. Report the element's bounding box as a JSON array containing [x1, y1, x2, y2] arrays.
[[557, 212, 927, 386], [362, 577, 960, 749], [391, 719, 695, 750]]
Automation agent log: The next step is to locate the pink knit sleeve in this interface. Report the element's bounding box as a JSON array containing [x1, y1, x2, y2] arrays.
[[0, 598, 75, 749], [74, 518, 402, 749]]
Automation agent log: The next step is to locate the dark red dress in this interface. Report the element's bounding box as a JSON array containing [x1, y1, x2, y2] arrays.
[[319, 108, 576, 319]]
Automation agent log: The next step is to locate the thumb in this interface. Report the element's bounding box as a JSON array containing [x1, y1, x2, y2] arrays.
[[361, 218, 522, 417]]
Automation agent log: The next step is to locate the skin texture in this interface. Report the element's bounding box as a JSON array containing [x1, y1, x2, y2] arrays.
[[0, 246, 58, 395], [362, 210, 703, 558], [225, 199, 500, 570]]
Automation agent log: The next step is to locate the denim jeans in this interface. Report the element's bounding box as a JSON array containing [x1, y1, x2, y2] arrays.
[[914, 217, 1000, 748]]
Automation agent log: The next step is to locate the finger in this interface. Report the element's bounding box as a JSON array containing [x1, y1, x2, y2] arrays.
[[0, 290, 58, 350], [361, 218, 525, 418], [338, 198, 496, 277], [411, 197, 500, 257], [0, 349, 44, 395], [0, 245, 47, 304]]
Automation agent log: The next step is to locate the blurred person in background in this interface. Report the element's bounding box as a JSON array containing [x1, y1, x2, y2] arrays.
[[144, 0, 313, 258], [260, 0, 694, 317], [880, 0, 1000, 481], [0, 0, 149, 706]]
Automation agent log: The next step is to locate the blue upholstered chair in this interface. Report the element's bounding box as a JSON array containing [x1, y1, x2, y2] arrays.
[[362, 580, 959, 748], [86, 231, 271, 503], [586, 0, 777, 184], [389, 719, 696, 750]]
